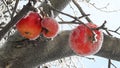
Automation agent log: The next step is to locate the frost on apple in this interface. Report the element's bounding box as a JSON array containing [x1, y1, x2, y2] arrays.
[[41, 17, 59, 38], [16, 11, 42, 40], [69, 23, 103, 56]]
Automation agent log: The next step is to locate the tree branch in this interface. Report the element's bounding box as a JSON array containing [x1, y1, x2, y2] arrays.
[[72, 0, 93, 23], [96, 34, 120, 61], [1, 30, 120, 68]]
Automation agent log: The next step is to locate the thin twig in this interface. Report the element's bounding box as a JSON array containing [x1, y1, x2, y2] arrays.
[[111, 62, 117, 68], [11, 0, 19, 19], [115, 26, 120, 32], [58, 14, 90, 24], [108, 59, 111, 68], [72, 14, 90, 22], [90, 3, 120, 13], [108, 29, 120, 35], [59, 21, 81, 24], [92, 20, 107, 30], [1, 0, 12, 16], [84, 56, 95, 61], [92, 21, 113, 36], [48, 4, 84, 24], [58, 15, 90, 24], [97, 21, 120, 36], [58, 16, 64, 21], [108, 59, 117, 68], [68, 3, 77, 17], [72, 0, 93, 23]]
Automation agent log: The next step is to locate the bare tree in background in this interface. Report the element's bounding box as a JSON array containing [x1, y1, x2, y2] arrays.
[[0, 0, 120, 68]]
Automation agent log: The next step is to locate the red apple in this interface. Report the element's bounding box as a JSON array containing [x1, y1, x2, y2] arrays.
[[41, 17, 59, 38], [69, 23, 103, 56], [16, 11, 42, 40]]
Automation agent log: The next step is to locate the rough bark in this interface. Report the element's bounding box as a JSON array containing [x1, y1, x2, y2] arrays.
[[96, 34, 120, 61], [0, 0, 120, 68]]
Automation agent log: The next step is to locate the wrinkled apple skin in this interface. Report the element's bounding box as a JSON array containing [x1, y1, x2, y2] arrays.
[[69, 23, 103, 56], [41, 17, 59, 38], [16, 11, 42, 40]]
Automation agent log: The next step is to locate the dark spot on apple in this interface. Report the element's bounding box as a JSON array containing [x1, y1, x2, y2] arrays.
[[25, 32, 31, 35]]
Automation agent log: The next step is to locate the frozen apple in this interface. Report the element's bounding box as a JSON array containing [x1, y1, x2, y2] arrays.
[[16, 11, 42, 40], [41, 17, 59, 38], [69, 23, 103, 56]]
